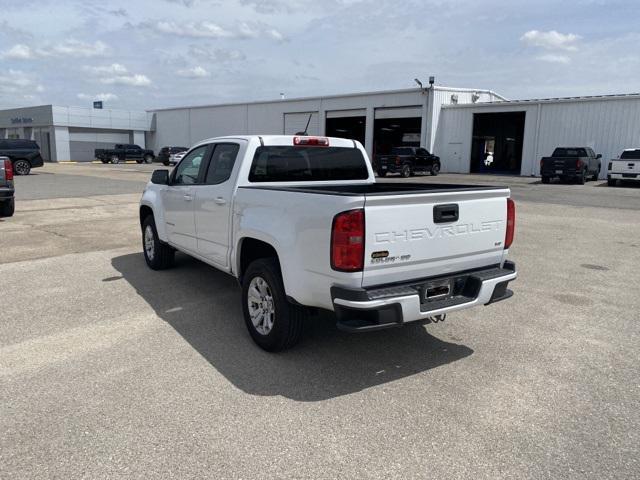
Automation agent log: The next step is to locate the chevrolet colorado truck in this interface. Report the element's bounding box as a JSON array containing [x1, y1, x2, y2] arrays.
[[95, 144, 155, 164], [0, 156, 15, 217], [608, 148, 640, 186], [139, 135, 517, 351], [540, 147, 601, 184]]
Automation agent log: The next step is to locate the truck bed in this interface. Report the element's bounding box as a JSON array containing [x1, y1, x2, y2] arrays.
[[241, 182, 506, 196]]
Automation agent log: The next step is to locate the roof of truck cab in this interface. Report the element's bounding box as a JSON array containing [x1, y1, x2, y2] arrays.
[[192, 135, 361, 148]]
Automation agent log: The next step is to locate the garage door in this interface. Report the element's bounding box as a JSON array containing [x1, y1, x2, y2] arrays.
[[374, 106, 422, 119], [69, 129, 130, 162], [283, 112, 319, 135]]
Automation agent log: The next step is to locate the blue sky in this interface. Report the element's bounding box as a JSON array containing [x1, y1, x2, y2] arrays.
[[1, 0, 639, 110]]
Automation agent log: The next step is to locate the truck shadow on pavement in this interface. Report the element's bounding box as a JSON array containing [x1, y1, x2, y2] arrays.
[[112, 252, 473, 402]]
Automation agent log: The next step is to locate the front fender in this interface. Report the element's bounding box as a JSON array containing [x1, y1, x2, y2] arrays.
[[140, 186, 168, 242]]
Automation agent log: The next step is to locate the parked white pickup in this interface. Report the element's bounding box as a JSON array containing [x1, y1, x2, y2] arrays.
[[139, 135, 517, 351], [608, 148, 640, 186]]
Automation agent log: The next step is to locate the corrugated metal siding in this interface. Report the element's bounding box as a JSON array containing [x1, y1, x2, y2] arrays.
[[435, 97, 640, 178], [283, 112, 319, 135]]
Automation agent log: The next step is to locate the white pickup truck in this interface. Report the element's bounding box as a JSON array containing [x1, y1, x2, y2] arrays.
[[139, 135, 517, 351], [608, 148, 640, 186]]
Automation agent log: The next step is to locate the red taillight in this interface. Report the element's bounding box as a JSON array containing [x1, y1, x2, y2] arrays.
[[4, 159, 13, 181], [576, 159, 583, 169], [331, 209, 364, 272], [505, 198, 515, 249], [293, 136, 329, 147]]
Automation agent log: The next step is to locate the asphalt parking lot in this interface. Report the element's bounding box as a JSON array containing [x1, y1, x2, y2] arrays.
[[2, 163, 639, 479]]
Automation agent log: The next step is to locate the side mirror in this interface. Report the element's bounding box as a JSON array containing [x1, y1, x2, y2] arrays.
[[596, 154, 602, 159], [151, 169, 169, 185]]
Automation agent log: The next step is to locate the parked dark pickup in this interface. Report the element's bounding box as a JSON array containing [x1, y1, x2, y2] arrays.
[[540, 147, 601, 184], [0, 156, 15, 217], [0, 139, 44, 175], [156, 146, 188, 166], [95, 144, 155, 164], [376, 147, 441, 178]]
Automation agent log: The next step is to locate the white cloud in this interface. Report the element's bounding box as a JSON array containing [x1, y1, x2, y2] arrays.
[[0, 69, 44, 96], [521, 30, 581, 51], [188, 45, 246, 62], [84, 64, 152, 87], [1, 40, 110, 60], [536, 54, 571, 64], [176, 66, 210, 78], [77, 92, 119, 101], [83, 63, 129, 75], [2, 44, 34, 59], [145, 19, 284, 41]]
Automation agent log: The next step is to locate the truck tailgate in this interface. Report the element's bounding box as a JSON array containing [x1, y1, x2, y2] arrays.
[[362, 189, 509, 287], [612, 159, 640, 175]]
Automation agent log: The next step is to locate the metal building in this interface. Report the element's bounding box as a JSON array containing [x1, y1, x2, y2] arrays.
[[434, 93, 640, 179], [0, 105, 152, 162], [147, 86, 505, 160]]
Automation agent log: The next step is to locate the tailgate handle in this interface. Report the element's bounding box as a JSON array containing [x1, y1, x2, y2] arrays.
[[433, 204, 459, 223]]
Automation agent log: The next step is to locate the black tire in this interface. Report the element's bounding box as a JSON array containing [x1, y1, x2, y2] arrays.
[[377, 170, 387, 177], [144, 154, 153, 164], [0, 198, 15, 217], [577, 170, 586, 185], [100, 159, 109, 164], [136, 159, 143, 164], [607, 178, 617, 187], [541, 176, 550, 184], [163, 161, 170, 166], [400, 165, 411, 178], [430, 163, 440, 176], [13, 159, 31, 175], [242, 258, 305, 352], [111, 155, 120, 164], [142, 215, 174, 270], [593, 168, 600, 181]]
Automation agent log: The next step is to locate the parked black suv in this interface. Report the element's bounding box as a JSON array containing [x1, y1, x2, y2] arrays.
[[375, 147, 441, 177], [156, 146, 188, 166], [0, 139, 44, 175]]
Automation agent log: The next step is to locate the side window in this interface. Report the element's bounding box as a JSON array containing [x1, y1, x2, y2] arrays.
[[417, 148, 429, 156], [205, 143, 240, 184], [173, 146, 208, 185]]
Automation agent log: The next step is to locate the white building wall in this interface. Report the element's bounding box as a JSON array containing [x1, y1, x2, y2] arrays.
[[435, 95, 640, 178], [52, 127, 70, 162]]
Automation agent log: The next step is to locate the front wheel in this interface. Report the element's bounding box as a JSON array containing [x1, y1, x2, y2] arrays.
[[100, 159, 109, 164], [430, 163, 440, 176], [13, 159, 31, 175], [136, 159, 143, 164], [242, 258, 305, 351], [142, 215, 174, 270], [144, 154, 153, 164], [593, 168, 600, 181], [0, 198, 15, 217], [400, 165, 411, 178], [111, 155, 120, 164]]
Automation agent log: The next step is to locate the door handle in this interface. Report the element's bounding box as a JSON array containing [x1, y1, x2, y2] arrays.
[[183, 194, 193, 201], [214, 197, 227, 205]]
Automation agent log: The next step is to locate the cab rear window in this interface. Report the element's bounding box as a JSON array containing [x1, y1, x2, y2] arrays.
[[248, 146, 369, 182], [620, 150, 640, 159]]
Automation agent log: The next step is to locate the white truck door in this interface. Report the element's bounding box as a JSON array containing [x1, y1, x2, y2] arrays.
[[194, 142, 243, 268], [162, 145, 209, 252]]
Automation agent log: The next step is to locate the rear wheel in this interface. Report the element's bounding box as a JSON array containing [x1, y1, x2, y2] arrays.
[[163, 161, 170, 166], [430, 163, 440, 176], [13, 159, 30, 175], [100, 159, 109, 164], [541, 176, 550, 184], [0, 198, 15, 217], [400, 165, 411, 178], [593, 167, 600, 181], [377, 169, 387, 177], [607, 178, 617, 187], [242, 258, 305, 351], [111, 155, 120, 164], [142, 215, 174, 270], [136, 159, 143, 164], [577, 170, 586, 185]]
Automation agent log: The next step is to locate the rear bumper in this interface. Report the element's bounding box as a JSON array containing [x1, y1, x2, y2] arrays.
[[609, 173, 639, 181], [30, 155, 44, 168], [331, 261, 517, 332], [0, 187, 15, 199], [541, 168, 580, 178]]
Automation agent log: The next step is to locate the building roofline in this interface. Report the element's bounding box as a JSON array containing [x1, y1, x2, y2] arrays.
[[148, 85, 506, 112], [442, 92, 640, 109]]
